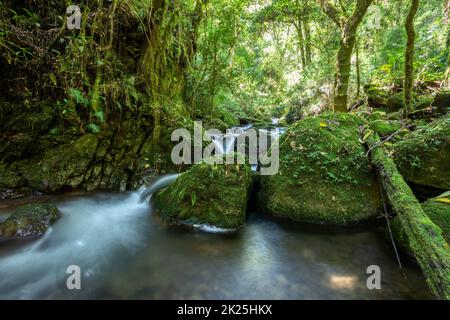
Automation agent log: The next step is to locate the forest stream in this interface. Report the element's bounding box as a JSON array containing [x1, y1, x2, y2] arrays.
[[1, 0, 449, 302], [0, 174, 431, 300]]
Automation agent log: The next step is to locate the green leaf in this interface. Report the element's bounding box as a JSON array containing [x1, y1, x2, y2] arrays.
[[86, 123, 101, 134], [94, 110, 105, 122], [191, 193, 197, 206]]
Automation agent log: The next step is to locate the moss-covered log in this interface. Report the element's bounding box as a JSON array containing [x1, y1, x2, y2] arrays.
[[366, 132, 450, 300]]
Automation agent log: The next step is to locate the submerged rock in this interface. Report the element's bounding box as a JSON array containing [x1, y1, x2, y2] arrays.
[[258, 113, 382, 226], [392, 115, 450, 190], [153, 155, 252, 229], [0, 203, 61, 238]]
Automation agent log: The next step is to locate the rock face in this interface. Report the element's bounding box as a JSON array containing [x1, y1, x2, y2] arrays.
[[393, 115, 450, 190], [0, 118, 177, 198], [258, 113, 382, 226], [153, 155, 252, 229], [0, 203, 61, 238]]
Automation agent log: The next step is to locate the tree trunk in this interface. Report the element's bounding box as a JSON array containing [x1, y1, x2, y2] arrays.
[[295, 18, 307, 70], [303, 20, 312, 65], [445, 0, 450, 49], [334, 33, 356, 111], [356, 37, 361, 99], [317, 0, 373, 112], [404, 0, 419, 115], [303, 1, 313, 64], [367, 133, 450, 300]]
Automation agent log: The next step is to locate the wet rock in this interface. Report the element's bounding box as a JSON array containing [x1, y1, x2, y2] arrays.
[[258, 113, 382, 226], [0, 203, 61, 238], [154, 154, 252, 229]]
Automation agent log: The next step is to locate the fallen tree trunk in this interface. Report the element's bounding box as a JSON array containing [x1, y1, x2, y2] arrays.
[[366, 132, 450, 300]]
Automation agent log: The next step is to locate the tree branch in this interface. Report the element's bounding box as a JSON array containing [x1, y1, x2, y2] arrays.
[[316, 0, 341, 26]]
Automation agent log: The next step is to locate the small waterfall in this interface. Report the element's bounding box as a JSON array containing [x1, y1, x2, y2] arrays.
[[211, 135, 225, 154], [209, 125, 253, 155], [139, 174, 180, 202]]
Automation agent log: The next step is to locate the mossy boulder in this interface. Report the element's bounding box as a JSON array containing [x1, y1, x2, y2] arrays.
[[415, 95, 434, 109], [153, 155, 252, 229], [366, 86, 389, 109], [370, 119, 402, 137], [433, 91, 450, 110], [391, 199, 450, 257], [0, 203, 61, 238], [387, 92, 405, 113], [392, 115, 450, 190], [422, 199, 450, 243], [257, 113, 382, 226]]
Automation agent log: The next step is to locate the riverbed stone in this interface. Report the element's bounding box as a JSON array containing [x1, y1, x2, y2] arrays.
[[153, 155, 252, 229], [0, 203, 61, 238], [257, 112, 382, 226], [392, 115, 450, 190]]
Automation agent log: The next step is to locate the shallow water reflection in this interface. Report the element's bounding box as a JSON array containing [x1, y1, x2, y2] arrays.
[[0, 191, 432, 299]]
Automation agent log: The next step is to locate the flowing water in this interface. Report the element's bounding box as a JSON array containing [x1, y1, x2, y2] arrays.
[[0, 179, 432, 300]]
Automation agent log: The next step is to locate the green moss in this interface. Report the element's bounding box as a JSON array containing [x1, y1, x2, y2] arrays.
[[258, 112, 382, 226], [391, 199, 450, 259], [366, 86, 389, 109], [367, 132, 450, 300], [387, 92, 405, 112], [393, 115, 450, 190], [370, 119, 402, 137], [15, 134, 99, 192], [422, 200, 450, 244], [0, 203, 61, 238], [154, 154, 252, 229], [415, 95, 434, 109]]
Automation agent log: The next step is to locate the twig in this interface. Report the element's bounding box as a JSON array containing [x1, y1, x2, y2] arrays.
[[365, 124, 412, 157]]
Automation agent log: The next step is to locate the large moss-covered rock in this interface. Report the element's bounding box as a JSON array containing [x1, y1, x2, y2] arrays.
[[153, 155, 252, 229], [258, 113, 382, 226], [391, 199, 450, 256], [0, 203, 61, 238], [392, 115, 450, 190]]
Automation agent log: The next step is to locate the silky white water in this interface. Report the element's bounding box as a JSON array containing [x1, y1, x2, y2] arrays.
[[0, 178, 432, 299], [0, 191, 150, 299]]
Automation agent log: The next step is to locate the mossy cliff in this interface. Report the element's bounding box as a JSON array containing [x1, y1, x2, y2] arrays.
[[0, 1, 205, 197], [0, 203, 61, 238], [0, 117, 186, 197], [392, 115, 450, 190], [258, 113, 382, 226], [153, 155, 252, 229]]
